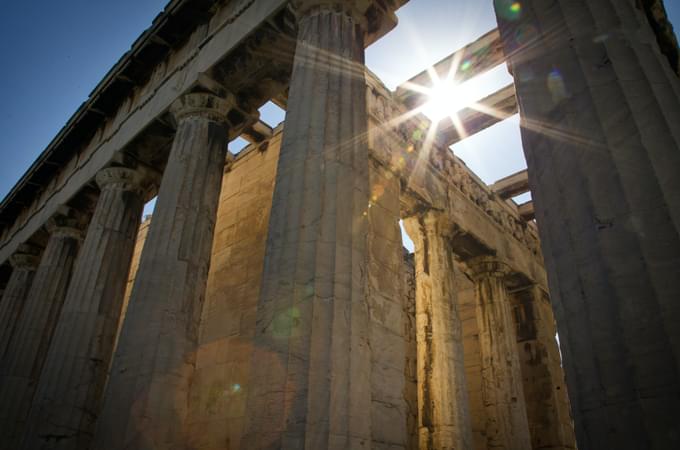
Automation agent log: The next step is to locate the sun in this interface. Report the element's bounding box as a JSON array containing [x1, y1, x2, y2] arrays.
[[421, 78, 482, 123]]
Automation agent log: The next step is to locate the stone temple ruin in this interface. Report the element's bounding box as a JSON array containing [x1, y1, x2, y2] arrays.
[[0, 0, 678, 449]]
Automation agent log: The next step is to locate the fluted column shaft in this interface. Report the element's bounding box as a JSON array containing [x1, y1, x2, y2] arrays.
[[22, 167, 146, 450], [242, 3, 373, 448], [0, 249, 40, 359], [403, 212, 473, 450], [91, 93, 231, 450], [0, 224, 82, 448], [495, 1, 680, 448], [470, 257, 531, 450]]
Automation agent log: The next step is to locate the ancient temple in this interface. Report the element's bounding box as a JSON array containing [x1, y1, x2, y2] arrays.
[[0, 1, 678, 449]]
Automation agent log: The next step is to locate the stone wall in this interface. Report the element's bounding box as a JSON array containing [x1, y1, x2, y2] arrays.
[[123, 133, 420, 449], [122, 130, 571, 450], [186, 133, 281, 450], [366, 159, 412, 449]]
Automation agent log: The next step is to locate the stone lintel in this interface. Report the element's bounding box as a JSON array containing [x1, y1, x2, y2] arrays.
[[491, 169, 530, 200], [518, 200, 535, 221]]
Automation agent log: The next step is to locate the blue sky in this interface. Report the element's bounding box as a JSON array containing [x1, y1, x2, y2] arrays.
[[1, 0, 679, 208]]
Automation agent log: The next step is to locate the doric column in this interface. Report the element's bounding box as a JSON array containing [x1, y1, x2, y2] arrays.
[[495, 1, 680, 448], [91, 93, 233, 450], [21, 166, 149, 450], [403, 211, 473, 450], [241, 2, 391, 448], [0, 245, 41, 359], [0, 213, 83, 448], [512, 286, 576, 450], [468, 256, 531, 450]]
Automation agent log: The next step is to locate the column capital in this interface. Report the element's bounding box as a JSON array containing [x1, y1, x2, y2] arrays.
[[293, 0, 397, 34], [96, 167, 147, 195], [293, 1, 370, 25], [466, 255, 512, 280], [9, 253, 40, 271], [420, 209, 455, 237], [170, 92, 236, 125], [45, 207, 86, 241]]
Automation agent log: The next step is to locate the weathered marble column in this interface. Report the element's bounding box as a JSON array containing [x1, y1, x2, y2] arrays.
[[91, 93, 232, 450], [512, 286, 576, 450], [403, 212, 473, 450], [22, 167, 148, 450], [242, 2, 382, 448], [468, 256, 531, 450], [495, 1, 680, 448], [0, 214, 83, 448], [0, 245, 41, 358]]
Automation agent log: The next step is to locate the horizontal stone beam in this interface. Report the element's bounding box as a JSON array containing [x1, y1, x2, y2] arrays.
[[395, 28, 505, 109], [518, 201, 535, 221], [491, 168, 530, 199], [366, 73, 546, 288], [241, 120, 274, 144], [439, 83, 518, 146]]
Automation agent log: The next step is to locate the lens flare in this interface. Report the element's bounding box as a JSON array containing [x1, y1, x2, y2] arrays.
[[547, 69, 568, 103], [495, 0, 522, 20]]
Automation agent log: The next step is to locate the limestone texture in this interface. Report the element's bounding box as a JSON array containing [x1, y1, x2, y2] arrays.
[[0, 223, 82, 448], [22, 167, 147, 450], [512, 287, 576, 450], [0, 248, 40, 359], [496, 1, 680, 448], [241, 4, 375, 448], [91, 93, 231, 450], [404, 212, 473, 450], [469, 257, 531, 450]]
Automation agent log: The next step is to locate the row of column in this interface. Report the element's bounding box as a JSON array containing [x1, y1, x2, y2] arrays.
[[0, 1, 384, 448], [0, 92, 235, 450], [405, 210, 572, 450]]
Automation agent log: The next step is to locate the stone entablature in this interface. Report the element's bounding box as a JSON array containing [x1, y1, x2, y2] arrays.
[[0, 0, 413, 270], [0, 0, 286, 264], [365, 70, 545, 286]]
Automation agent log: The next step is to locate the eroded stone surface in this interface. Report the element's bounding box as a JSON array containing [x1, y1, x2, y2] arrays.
[[0, 221, 82, 448], [404, 212, 473, 450], [91, 93, 231, 450], [468, 256, 531, 450], [0, 247, 40, 359], [22, 167, 148, 450], [241, 5, 375, 447], [496, 1, 680, 448]]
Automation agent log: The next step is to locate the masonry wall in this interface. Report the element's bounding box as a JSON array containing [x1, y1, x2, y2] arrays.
[[121, 132, 571, 450], [123, 135, 418, 449], [186, 135, 281, 450]]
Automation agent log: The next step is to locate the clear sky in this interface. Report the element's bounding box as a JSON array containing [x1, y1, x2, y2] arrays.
[[1, 0, 679, 208]]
